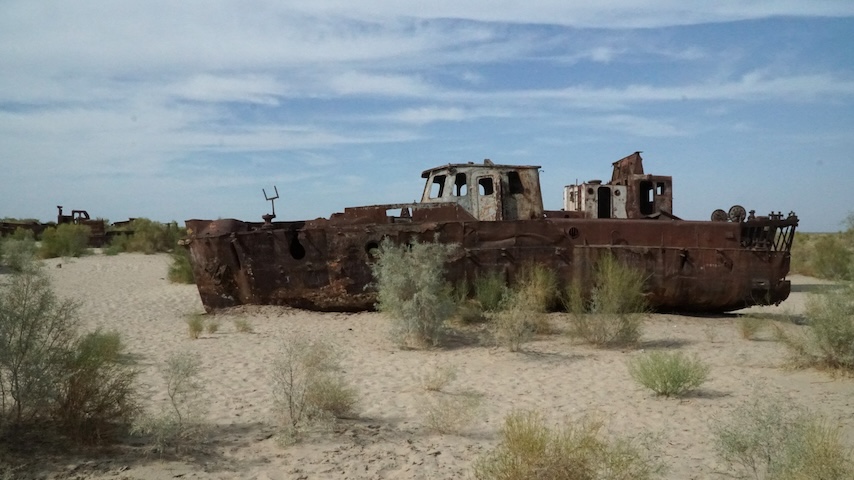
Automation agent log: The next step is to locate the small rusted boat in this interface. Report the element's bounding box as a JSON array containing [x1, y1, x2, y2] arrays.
[[184, 152, 798, 313]]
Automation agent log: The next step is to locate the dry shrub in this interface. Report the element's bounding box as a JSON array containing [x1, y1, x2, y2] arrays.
[[566, 255, 648, 348], [738, 316, 768, 340], [186, 314, 204, 339], [55, 330, 139, 443], [628, 351, 710, 397], [776, 284, 854, 372], [514, 263, 560, 313], [168, 247, 195, 284], [371, 239, 458, 348], [473, 410, 666, 480], [132, 352, 207, 453], [233, 318, 253, 333], [422, 390, 482, 435], [0, 229, 37, 272], [0, 269, 137, 443], [0, 267, 79, 428], [419, 362, 458, 392], [205, 319, 220, 334], [491, 291, 545, 352], [271, 336, 357, 443], [713, 396, 853, 479]]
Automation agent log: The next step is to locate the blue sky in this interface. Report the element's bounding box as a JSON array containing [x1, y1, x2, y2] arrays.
[[1, 2, 853, 232]]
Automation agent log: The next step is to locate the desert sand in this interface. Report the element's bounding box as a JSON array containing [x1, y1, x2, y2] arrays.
[[22, 253, 854, 479]]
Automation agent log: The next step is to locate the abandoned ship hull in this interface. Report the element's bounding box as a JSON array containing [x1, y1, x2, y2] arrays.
[[185, 213, 795, 314]]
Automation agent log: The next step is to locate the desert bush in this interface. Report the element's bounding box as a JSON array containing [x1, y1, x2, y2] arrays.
[[628, 351, 710, 397], [132, 352, 207, 453], [514, 263, 559, 313], [0, 268, 137, 443], [777, 284, 854, 371], [473, 409, 665, 480], [39, 223, 91, 258], [186, 314, 204, 339], [122, 219, 183, 254], [54, 329, 139, 443], [738, 316, 768, 340], [371, 239, 458, 348], [712, 396, 853, 479], [205, 319, 220, 334], [0, 267, 79, 428], [811, 235, 853, 281], [566, 255, 648, 347], [234, 318, 253, 333], [168, 247, 195, 284], [0, 228, 37, 272], [422, 390, 482, 435], [491, 291, 544, 352], [419, 362, 458, 392], [271, 336, 357, 443], [474, 271, 509, 312]]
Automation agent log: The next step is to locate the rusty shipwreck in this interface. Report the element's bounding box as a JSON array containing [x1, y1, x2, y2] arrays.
[[184, 152, 798, 313]]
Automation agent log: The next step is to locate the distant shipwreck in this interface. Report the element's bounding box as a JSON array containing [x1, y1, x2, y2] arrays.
[[184, 152, 798, 313]]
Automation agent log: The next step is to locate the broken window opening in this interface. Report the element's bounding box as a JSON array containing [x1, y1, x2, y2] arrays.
[[478, 177, 494, 196], [597, 186, 612, 219], [430, 175, 446, 198], [508, 171, 524, 194], [656, 182, 666, 196], [640, 180, 654, 215], [454, 173, 468, 196]]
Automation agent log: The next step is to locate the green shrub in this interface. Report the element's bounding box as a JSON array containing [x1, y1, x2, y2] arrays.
[[812, 235, 853, 281], [168, 247, 195, 284], [132, 352, 207, 453], [271, 336, 357, 443], [39, 223, 91, 258], [713, 397, 854, 479], [0, 267, 79, 428], [474, 271, 509, 312], [371, 239, 458, 348], [473, 410, 666, 480], [102, 234, 128, 256], [0, 228, 37, 272], [628, 351, 710, 397], [778, 284, 854, 371], [122, 218, 183, 254], [54, 330, 139, 443], [0, 268, 137, 444], [566, 255, 648, 347]]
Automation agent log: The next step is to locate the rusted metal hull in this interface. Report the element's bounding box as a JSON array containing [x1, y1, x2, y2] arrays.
[[184, 211, 796, 313]]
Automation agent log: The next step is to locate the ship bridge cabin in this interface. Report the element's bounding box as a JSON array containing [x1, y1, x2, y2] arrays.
[[563, 152, 673, 219], [420, 160, 545, 221]]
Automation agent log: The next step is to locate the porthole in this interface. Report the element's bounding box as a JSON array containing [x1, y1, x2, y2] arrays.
[[568, 227, 580, 239]]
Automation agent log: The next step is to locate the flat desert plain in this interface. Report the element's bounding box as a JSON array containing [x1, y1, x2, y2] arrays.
[[13, 252, 854, 479]]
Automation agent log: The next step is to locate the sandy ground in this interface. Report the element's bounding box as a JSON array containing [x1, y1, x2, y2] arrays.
[[9, 253, 854, 479]]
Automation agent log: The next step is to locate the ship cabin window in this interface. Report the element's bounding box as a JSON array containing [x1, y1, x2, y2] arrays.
[[656, 182, 666, 196], [508, 171, 524, 194], [478, 177, 494, 196], [453, 173, 468, 196], [430, 174, 447, 199], [640, 180, 654, 215]]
